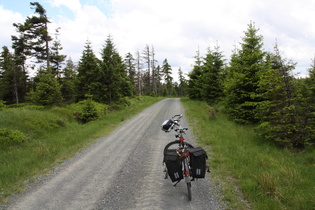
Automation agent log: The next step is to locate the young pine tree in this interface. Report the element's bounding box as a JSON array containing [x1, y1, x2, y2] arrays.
[[177, 67, 188, 97], [224, 22, 267, 124], [76, 40, 100, 102], [29, 71, 63, 106], [200, 45, 225, 104], [257, 45, 313, 148], [61, 58, 77, 103], [188, 49, 203, 100], [50, 28, 66, 78], [100, 35, 133, 103]]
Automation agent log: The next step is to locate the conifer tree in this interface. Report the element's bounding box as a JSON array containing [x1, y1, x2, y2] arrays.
[[0, 46, 26, 105], [29, 71, 63, 106], [177, 67, 188, 97], [13, 2, 52, 69], [257, 44, 313, 148], [200, 45, 225, 104], [76, 40, 100, 101], [161, 58, 173, 96], [100, 35, 133, 103], [224, 22, 267, 124], [50, 28, 66, 78], [61, 58, 76, 103], [306, 57, 315, 145], [155, 65, 162, 96], [187, 49, 203, 99], [307, 56, 315, 106]]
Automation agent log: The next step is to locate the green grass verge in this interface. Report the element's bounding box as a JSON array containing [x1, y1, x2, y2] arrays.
[[0, 96, 163, 204], [181, 98, 315, 210]]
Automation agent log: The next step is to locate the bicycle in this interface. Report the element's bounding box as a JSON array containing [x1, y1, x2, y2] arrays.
[[162, 114, 208, 201]]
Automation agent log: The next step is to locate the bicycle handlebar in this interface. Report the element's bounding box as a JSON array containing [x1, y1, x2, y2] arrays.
[[161, 114, 188, 134], [171, 114, 182, 121]]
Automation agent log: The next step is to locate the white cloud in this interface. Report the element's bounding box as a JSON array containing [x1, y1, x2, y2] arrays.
[[1, 0, 314, 79], [49, 0, 81, 14], [54, 4, 112, 62], [0, 5, 24, 49]]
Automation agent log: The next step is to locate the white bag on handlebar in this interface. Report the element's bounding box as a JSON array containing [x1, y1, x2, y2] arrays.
[[161, 119, 174, 132]]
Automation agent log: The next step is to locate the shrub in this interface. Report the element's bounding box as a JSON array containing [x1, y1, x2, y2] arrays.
[[205, 104, 218, 120], [0, 128, 27, 147], [29, 72, 63, 106], [78, 99, 99, 123], [0, 100, 6, 110]]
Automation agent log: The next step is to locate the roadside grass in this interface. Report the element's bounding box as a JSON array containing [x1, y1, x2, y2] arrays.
[[181, 98, 315, 210], [0, 96, 163, 204]]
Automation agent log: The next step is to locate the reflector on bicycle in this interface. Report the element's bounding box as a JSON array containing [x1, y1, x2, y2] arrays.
[[161, 119, 174, 132]]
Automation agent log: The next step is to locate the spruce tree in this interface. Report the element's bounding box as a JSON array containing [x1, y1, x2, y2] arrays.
[[61, 58, 76, 103], [306, 57, 315, 145], [76, 40, 100, 101], [200, 45, 225, 104], [224, 22, 267, 124], [50, 28, 66, 78], [161, 59, 173, 96], [0, 47, 26, 105], [100, 35, 133, 103], [187, 49, 203, 99], [155, 65, 162, 96], [177, 67, 188, 97], [257, 44, 314, 148], [29, 71, 63, 106]]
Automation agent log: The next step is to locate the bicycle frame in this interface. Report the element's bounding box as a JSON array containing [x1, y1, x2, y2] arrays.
[[162, 114, 194, 200]]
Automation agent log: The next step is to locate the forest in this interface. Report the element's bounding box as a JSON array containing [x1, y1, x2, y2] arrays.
[[1, 2, 314, 149]]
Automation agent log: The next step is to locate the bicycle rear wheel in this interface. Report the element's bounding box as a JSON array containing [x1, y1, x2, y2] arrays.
[[163, 140, 194, 155]]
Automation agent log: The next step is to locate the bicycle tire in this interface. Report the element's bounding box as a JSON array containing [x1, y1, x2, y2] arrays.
[[163, 140, 194, 155], [187, 182, 192, 201]]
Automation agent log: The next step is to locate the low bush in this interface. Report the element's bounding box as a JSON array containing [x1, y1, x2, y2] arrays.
[[205, 104, 218, 120], [0, 128, 27, 147], [78, 99, 99, 123], [0, 100, 6, 110]]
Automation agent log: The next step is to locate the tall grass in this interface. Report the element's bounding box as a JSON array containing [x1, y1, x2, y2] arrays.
[[0, 96, 163, 203], [181, 98, 315, 210]]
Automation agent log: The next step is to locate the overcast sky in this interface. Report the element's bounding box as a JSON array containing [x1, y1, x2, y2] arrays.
[[1, 0, 314, 80]]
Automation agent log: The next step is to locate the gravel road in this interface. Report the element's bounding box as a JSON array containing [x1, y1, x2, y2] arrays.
[[5, 98, 226, 210]]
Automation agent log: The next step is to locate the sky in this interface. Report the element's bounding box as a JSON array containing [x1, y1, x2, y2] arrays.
[[0, 0, 315, 80]]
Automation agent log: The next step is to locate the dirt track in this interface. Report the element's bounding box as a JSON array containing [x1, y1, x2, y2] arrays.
[[5, 98, 225, 210]]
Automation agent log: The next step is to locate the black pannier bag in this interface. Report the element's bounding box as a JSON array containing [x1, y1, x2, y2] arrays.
[[189, 147, 208, 178], [164, 149, 183, 182]]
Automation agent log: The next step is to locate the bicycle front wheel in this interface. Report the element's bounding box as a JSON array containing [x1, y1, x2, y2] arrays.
[[187, 182, 192, 201]]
